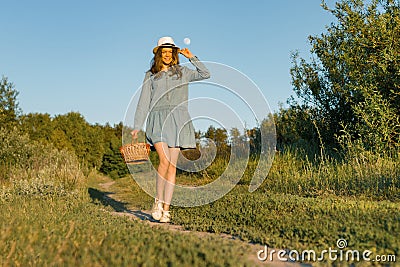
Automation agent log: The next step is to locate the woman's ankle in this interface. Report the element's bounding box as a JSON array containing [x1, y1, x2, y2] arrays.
[[163, 203, 170, 211]]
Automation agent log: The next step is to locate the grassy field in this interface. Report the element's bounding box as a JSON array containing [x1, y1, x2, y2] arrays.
[[102, 174, 399, 265], [0, 177, 259, 266], [1, 149, 399, 266]]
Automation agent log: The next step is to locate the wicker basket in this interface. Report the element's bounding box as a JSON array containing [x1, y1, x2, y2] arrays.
[[120, 137, 150, 164]]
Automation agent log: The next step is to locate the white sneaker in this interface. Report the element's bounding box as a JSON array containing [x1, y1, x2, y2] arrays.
[[159, 210, 171, 223], [151, 199, 163, 220]]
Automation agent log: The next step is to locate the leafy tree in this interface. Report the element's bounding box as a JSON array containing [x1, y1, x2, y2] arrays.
[[215, 128, 228, 148], [99, 134, 129, 179], [20, 113, 53, 143], [204, 125, 216, 141], [0, 76, 21, 127], [246, 127, 260, 156], [274, 105, 319, 153], [204, 126, 228, 147], [229, 127, 242, 146], [52, 112, 104, 168], [290, 0, 400, 152], [99, 123, 129, 178], [0, 127, 35, 171], [204, 126, 229, 157]]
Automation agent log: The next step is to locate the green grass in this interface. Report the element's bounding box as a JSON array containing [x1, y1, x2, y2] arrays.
[[172, 149, 400, 201], [91, 173, 399, 265], [0, 189, 256, 267], [1, 146, 399, 266], [172, 187, 399, 254], [108, 149, 400, 265], [260, 149, 400, 200]]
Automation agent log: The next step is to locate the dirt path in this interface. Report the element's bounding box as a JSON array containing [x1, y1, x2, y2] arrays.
[[94, 179, 308, 267]]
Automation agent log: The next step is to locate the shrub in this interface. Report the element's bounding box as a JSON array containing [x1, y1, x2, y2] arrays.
[[0, 127, 85, 199]]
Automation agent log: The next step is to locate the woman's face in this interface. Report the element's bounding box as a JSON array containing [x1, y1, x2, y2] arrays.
[[161, 48, 173, 65]]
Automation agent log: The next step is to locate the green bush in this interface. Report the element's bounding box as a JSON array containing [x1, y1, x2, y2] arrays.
[[0, 76, 20, 128], [0, 127, 85, 198], [290, 0, 400, 151], [0, 127, 36, 169]]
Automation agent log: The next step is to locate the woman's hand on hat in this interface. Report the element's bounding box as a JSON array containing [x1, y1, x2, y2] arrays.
[[179, 48, 194, 59]]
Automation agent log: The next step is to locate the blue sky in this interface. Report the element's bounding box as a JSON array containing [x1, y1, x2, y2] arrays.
[[1, 0, 337, 131]]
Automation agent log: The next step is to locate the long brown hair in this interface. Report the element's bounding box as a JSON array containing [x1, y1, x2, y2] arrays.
[[150, 47, 182, 78]]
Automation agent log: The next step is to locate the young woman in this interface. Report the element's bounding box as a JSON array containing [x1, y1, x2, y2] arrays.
[[131, 36, 210, 222]]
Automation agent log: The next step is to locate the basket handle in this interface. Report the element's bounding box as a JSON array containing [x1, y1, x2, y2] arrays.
[[131, 136, 138, 144], [131, 136, 147, 144], [130, 131, 147, 143]]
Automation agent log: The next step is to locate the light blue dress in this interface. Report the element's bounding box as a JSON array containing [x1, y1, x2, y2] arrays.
[[134, 56, 210, 148]]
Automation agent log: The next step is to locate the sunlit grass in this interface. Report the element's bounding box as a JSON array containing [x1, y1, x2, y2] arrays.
[[1, 135, 399, 265]]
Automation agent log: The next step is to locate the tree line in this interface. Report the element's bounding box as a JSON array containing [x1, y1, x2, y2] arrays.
[[2, 0, 399, 179], [0, 77, 269, 178]]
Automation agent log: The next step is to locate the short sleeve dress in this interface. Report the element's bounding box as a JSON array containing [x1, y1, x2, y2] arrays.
[[133, 56, 210, 148]]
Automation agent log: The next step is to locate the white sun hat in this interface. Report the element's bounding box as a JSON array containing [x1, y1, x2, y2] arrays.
[[153, 36, 180, 54]]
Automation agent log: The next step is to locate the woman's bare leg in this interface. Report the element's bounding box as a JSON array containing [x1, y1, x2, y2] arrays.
[[163, 147, 180, 211], [153, 142, 170, 203]]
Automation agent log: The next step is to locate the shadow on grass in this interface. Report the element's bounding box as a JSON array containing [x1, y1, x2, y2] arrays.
[[88, 187, 156, 222]]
